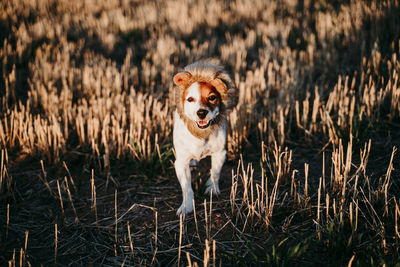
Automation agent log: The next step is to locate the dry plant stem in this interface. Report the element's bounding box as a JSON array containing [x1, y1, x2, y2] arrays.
[[333, 199, 337, 218], [19, 248, 23, 267], [353, 175, 359, 200], [63, 161, 77, 193], [317, 178, 322, 224], [155, 211, 158, 248], [340, 136, 353, 222], [127, 222, 134, 258], [395, 199, 400, 238], [204, 239, 210, 267], [6, 203, 10, 239], [290, 170, 297, 199], [186, 252, 192, 267], [350, 202, 353, 226], [121, 256, 128, 267], [348, 254, 355, 267], [91, 170, 95, 209], [230, 169, 237, 216], [212, 240, 216, 267], [261, 162, 265, 212], [325, 195, 329, 220], [304, 163, 309, 202], [114, 189, 118, 252], [9, 249, 15, 267], [24, 230, 28, 264], [151, 248, 158, 266], [91, 170, 98, 225], [204, 199, 209, 239], [0, 150, 4, 191], [192, 199, 200, 241], [209, 193, 213, 237], [266, 169, 280, 228], [56, 179, 65, 217], [383, 146, 396, 216], [54, 223, 57, 266], [178, 214, 183, 267], [64, 176, 81, 227], [355, 199, 359, 232], [40, 160, 53, 195], [322, 151, 326, 193]]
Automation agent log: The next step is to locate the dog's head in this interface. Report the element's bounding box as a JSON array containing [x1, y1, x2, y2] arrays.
[[174, 73, 226, 130], [173, 61, 237, 138]]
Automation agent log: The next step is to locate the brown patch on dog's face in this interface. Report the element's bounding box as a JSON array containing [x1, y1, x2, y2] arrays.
[[210, 78, 227, 101], [180, 81, 221, 113], [198, 82, 221, 109]]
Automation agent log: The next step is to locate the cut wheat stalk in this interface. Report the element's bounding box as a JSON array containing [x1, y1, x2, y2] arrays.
[[186, 252, 192, 267], [114, 189, 118, 256], [304, 163, 309, 205], [192, 199, 201, 242], [178, 214, 183, 267], [6, 203, 10, 240], [24, 230, 28, 264], [203, 239, 210, 267], [64, 176, 81, 227], [91, 169, 98, 225], [54, 223, 57, 266], [56, 179, 65, 217], [204, 199, 209, 240], [127, 222, 134, 258], [395, 199, 400, 238]]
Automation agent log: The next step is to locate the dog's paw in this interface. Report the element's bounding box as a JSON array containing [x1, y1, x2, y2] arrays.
[[177, 202, 194, 215], [204, 179, 220, 195], [177, 191, 194, 215], [189, 159, 198, 171]]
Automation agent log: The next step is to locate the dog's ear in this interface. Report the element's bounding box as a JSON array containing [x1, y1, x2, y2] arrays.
[[173, 72, 192, 86], [210, 78, 228, 99]]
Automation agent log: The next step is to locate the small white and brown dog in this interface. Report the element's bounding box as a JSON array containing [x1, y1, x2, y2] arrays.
[[172, 60, 237, 215]]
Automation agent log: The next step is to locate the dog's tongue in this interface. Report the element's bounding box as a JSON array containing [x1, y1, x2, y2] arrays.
[[198, 120, 208, 126]]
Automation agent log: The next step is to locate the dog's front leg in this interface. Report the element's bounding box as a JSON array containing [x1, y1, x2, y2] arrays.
[[175, 158, 194, 215], [205, 149, 226, 195]]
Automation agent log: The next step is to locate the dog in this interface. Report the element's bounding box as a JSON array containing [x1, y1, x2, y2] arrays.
[[172, 60, 237, 215]]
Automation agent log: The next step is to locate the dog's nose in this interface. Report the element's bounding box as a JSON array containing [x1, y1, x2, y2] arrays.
[[197, 109, 208, 119]]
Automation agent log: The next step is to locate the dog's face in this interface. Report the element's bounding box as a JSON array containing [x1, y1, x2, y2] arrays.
[[174, 72, 227, 130], [183, 82, 220, 129]]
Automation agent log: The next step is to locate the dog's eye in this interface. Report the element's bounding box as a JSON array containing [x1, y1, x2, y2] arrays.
[[187, 97, 195, 102], [208, 95, 217, 101]]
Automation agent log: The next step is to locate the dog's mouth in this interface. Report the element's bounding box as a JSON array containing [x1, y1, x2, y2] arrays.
[[196, 120, 210, 129]]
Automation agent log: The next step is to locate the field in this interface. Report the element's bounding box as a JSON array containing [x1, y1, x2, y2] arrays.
[[1, 0, 400, 265]]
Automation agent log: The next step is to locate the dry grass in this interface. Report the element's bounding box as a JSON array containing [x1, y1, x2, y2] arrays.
[[1, 0, 400, 265]]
